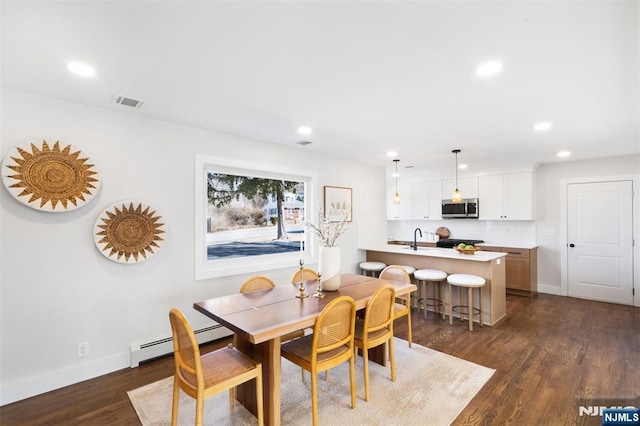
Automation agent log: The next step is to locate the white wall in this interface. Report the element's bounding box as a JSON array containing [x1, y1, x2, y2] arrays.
[[535, 155, 640, 294], [0, 89, 386, 404]]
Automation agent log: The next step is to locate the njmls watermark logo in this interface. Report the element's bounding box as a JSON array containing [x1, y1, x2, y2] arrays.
[[576, 397, 640, 425], [601, 409, 640, 425]]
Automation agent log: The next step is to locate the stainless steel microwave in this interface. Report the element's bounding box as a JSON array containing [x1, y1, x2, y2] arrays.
[[441, 198, 479, 218]]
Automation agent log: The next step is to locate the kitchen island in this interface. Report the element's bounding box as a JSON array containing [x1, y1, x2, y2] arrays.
[[360, 244, 507, 326]]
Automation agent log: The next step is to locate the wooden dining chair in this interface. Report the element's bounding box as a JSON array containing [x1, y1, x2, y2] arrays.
[[240, 275, 305, 343], [168, 308, 264, 426], [281, 296, 357, 426], [290, 267, 319, 284], [239, 275, 277, 293], [379, 265, 413, 347], [289, 267, 332, 381], [354, 284, 396, 401]]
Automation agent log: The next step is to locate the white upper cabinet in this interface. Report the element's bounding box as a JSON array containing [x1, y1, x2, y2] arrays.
[[411, 181, 442, 220], [442, 176, 479, 200], [479, 172, 535, 220], [387, 183, 412, 220]]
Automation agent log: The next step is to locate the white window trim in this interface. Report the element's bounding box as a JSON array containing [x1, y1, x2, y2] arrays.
[[195, 154, 317, 280]]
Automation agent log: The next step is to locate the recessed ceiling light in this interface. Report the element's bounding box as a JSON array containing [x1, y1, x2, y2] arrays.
[[387, 151, 398, 158], [557, 151, 571, 158], [458, 164, 468, 170], [534, 122, 553, 132], [67, 62, 96, 77], [297, 126, 312, 135], [476, 61, 503, 78]]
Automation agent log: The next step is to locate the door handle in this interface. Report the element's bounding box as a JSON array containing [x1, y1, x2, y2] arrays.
[[569, 243, 575, 247]]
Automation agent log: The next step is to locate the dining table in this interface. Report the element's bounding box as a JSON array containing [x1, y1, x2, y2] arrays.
[[193, 273, 417, 426]]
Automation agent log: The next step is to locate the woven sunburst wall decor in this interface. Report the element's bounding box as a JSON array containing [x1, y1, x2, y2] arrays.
[[94, 200, 166, 264], [1, 140, 101, 212]]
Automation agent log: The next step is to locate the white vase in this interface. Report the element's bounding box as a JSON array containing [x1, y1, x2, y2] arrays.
[[319, 246, 341, 291]]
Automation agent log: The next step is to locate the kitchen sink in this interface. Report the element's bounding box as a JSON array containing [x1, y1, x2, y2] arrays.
[[401, 246, 441, 251]]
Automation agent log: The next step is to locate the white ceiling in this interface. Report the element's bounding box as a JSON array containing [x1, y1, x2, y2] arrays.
[[2, 1, 639, 178]]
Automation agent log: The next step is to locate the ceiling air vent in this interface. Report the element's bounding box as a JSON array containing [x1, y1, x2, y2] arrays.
[[113, 95, 144, 109], [296, 140, 312, 146]]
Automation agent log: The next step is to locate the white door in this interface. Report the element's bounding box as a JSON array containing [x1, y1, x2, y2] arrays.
[[567, 181, 634, 305]]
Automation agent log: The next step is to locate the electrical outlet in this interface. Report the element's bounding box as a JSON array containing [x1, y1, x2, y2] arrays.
[[77, 341, 89, 358]]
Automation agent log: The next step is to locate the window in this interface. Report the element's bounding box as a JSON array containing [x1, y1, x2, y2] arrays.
[[195, 154, 317, 279]]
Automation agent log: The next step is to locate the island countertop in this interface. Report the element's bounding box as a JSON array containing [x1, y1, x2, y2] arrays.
[[359, 243, 507, 262]]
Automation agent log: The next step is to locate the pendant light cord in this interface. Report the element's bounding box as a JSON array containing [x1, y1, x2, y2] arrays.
[[395, 160, 398, 193], [455, 151, 458, 189]]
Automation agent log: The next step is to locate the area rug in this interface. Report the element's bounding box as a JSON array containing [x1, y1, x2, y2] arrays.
[[128, 338, 494, 425]]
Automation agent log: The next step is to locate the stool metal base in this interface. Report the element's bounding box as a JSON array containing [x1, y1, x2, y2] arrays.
[[448, 284, 483, 331], [451, 305, 481, 321], [417, 280, 446, 320]]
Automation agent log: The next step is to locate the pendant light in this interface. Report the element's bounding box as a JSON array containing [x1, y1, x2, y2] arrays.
[[392, 159, 401, 205], [452, 149, 463, 203]]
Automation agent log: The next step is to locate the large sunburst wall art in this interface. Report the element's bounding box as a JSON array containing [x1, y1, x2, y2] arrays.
[[1, 140, 101, 212], [94, 200, 166, 264]]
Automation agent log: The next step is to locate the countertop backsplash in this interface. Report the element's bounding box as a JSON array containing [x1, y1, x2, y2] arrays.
[[387, 219, 536, 247]]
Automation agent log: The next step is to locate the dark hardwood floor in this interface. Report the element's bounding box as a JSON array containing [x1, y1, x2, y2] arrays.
[[1, 294, 638, 425]]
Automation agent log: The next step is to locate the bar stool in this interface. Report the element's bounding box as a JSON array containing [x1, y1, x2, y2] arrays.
[[398, 265, 415, 276], [447, 274, 485, 331], [413, 269, 447, 320], [398, 265, 416, 308], [359, 261, 386, 277]]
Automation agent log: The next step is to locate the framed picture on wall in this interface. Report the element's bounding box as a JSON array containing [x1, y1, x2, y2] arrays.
[[324, 185, 352, 222]]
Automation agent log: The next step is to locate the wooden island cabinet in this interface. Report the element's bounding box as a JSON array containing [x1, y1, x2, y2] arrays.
[[479, 246, 537, 296]]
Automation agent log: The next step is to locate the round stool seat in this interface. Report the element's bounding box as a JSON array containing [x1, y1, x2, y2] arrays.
[[359, 261, 386, 277], [447, 274, 485, 287], [359, 261, 386, 271], [399, 265, 416, 275], [414, 269, 447, 281], [414, 269, 448, 320]]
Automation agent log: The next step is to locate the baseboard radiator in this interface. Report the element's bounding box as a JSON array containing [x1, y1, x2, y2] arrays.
[[129, 324, 232, 367]]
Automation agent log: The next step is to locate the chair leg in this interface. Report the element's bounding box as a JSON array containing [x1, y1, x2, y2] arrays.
[[255, 369, 264, 426], [389, 336, 396, 382], [171, 376, 180, 426], [195, 393, 204, 426], [228, 388, 233, 408], [362, 344, 370, 401], [406, 308, 412, 347], [311, 368, 319, 426], [349, 354, 357, 409]]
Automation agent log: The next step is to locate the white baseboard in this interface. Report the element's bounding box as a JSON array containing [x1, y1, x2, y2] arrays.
[[0, 352, 129, 406], [537, 282, 565, 296]]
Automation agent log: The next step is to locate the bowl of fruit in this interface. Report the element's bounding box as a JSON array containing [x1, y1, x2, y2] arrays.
[[454, 243, 479, 255]]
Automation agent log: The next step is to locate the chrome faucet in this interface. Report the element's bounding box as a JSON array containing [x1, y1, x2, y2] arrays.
[[412, 227, 422, 250]]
